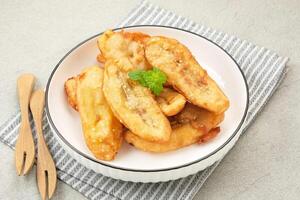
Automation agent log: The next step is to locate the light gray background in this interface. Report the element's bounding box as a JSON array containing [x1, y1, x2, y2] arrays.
[[0, 0, 299, 199]]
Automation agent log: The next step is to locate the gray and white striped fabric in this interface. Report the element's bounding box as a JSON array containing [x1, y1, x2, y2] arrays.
[[0, 0, 289, 199]]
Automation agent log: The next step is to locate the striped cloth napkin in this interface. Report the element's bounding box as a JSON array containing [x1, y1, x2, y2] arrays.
[[0, 0, 289, 199]]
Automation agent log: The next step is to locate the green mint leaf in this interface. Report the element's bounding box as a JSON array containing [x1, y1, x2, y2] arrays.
[[128, 70, 147, 86], [149, 82, 164, 95], [128, 70, 143, 80], [151, 67, 167, 83], [128, 67, 167, 95]]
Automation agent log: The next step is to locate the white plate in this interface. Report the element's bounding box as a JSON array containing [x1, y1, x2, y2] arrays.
[[46, 25, 249, 182]]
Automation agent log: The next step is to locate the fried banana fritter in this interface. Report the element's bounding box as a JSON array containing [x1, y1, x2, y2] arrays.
[[145, 36, 230, 114], [156, 87, 186, 116], [98, 30, 151, 70], [65, 66, 123, 160], [103, 60, 171, 142], [125, 103, 224, 153], [98, 30, 171, 142], [97, 31, 150, 65]]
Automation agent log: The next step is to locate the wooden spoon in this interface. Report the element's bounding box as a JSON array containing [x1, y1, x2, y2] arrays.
[[30, 90, 57, 200], [15, 74, 36, 175]]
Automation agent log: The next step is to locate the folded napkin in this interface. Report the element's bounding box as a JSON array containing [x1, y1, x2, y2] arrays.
[[0, 0, 289, 199]]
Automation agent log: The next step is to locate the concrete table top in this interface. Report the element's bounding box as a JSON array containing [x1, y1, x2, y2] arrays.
[[0, 0, 299, 199]]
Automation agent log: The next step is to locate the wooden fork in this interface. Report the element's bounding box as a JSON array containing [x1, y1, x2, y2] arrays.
[[30, 90, 57, 200], [15, 74, 36, 175]]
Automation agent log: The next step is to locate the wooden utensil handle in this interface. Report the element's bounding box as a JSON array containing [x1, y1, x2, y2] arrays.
[[15, 73, 36, 175], [17, 74, 36, 120]]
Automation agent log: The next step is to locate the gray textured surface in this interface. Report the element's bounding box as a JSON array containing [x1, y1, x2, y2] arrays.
[[0, 0, 299, 199]]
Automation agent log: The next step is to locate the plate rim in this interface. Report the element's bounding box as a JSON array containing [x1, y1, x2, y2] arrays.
[[45, 25, 249, 172]]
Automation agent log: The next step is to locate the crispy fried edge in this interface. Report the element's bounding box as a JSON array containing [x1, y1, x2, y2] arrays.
[[64, 77, 78, 111], [96, 53, 105, 63]]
